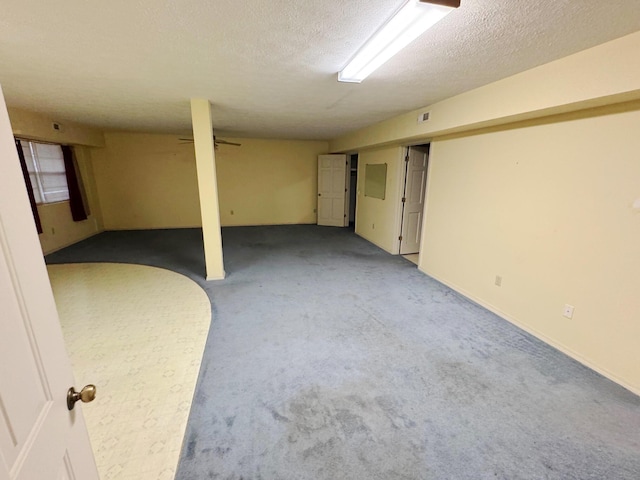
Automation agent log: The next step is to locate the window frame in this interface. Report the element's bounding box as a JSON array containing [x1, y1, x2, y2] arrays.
[[19, 139, 70, 205]]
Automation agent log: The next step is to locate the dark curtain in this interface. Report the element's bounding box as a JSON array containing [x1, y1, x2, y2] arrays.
[[15, 138, 43, 234], [61, 145, 88, 222]]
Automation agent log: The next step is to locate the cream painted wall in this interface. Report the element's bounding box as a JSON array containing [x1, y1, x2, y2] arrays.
[[355, 146, 404, 254], [330, 31, 640, 153], [420, 104, 640, 394], [8, 108, 105, 254], [8, 107, 104, 147], [92, 133, 328, 230], [36, 146, 103, 254], [92, 132, 202, 230], [37, 202, 98, 254], [191, 98, 225, 280], [215, 138, 328, 226]]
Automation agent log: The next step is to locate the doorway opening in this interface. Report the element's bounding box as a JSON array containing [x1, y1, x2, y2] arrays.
[[399, 144, 429, 264], [316, 153, 358, 229], [348, 154, 358, 229]]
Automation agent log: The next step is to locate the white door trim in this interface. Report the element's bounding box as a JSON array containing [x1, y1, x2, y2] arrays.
[[0, 84, 98, 480], [317, 154, 348, 227]]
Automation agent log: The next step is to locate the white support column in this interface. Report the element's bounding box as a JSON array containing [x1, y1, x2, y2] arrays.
[[191, 98, 225, 280]]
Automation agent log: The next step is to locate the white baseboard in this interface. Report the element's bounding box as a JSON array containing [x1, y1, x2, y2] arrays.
[[418, 266, 640, 397]]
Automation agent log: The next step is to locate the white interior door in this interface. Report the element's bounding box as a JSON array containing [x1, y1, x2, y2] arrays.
[[400, 147, 429, 255], [0, 87, 98, 480], [317, 154, 347, 227]]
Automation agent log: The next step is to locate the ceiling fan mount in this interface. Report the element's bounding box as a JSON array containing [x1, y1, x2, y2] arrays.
[[178, 134, 241, 149]]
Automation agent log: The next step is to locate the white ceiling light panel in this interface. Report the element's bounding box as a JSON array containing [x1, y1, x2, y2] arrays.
[[338, 0, 459, 83]]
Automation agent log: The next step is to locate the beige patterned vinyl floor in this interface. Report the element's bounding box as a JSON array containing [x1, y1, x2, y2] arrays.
[[48, 263, 211, 480]]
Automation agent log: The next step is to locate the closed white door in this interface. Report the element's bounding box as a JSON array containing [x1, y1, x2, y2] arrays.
[[0, 87, 99, 480], [400, 147, 428, 255], [317, 154, 347, 227]]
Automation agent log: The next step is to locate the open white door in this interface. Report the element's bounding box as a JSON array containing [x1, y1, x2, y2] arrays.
[[399, 147, 428, 255], [317, 154, 348, 227], [0, 87, 99, 480]]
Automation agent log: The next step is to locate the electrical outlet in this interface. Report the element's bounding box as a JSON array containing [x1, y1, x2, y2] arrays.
[[563, 304, 575, 319], [494, 275, 502, 287], [230, 210, 234, 215]]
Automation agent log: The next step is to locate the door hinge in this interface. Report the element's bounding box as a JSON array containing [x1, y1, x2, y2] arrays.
[[344, 214, 347, 218], [399, 235, 403, 241], [405, 155, 410, 162], [345, 188, 347, 192], [401, 197, 406, 203]]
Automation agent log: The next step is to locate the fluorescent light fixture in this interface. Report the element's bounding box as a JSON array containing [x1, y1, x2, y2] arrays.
[[338, 0, 459, 83]]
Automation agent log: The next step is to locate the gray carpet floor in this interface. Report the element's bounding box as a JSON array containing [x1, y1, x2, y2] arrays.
[[46, 225, 640, 480]]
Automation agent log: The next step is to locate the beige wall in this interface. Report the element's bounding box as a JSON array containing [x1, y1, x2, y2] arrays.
[[93, 133, 328, 230], [330, 30, 640, 153], [217, 138, 328, 226], [36, 201, 98, 254], [8, 107, 105, 147], [420, 105, 640, 394], [8, 109, 105, 254], [92, 132, 202, 230], [37, 146, 103, 254], [355, 146, 404, 254]]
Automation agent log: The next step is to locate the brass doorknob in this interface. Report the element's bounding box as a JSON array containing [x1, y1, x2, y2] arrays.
[[67, 384, 97, 411]]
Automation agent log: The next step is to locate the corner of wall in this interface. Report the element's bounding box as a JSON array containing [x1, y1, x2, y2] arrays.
[[8, 107, 105, 147], [354, 146, 404, 254], [7, 108, 106, 253]]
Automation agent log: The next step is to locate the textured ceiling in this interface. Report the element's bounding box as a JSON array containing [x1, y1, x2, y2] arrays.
[[1, 0, 639, 140]]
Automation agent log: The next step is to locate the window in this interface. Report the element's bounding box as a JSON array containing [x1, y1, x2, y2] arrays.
[[19, 140, 69, 204]]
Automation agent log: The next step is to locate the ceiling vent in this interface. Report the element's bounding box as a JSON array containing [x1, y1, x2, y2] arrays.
[[417, 111, 431, 123]]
